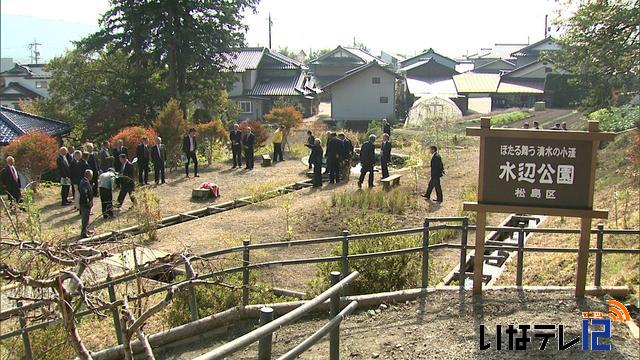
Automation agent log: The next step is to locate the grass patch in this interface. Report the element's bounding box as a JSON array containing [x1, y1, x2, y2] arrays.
[[331, 186, 416, 214], [468, 110, 530, 127]]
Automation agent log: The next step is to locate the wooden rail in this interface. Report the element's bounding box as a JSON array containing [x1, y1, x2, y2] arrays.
[[1, 218, 638, 359]]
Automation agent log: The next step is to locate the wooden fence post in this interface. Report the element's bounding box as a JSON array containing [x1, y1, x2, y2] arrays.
[[421, 218, 430, 289], [473, 211, 487, 295], [341, 230, 349, 296], [575, 217, 592, 297], [516, 223, 525, 287], [243, 239, 251, 306], [257, 307, 274, 360], [185, 262, 199, 322], [329, 271, 341, 360], [17, 301, 33, 360], [594, 223, 604, 287], [106, 275, 124, 345], [459, 218, 469, 290]]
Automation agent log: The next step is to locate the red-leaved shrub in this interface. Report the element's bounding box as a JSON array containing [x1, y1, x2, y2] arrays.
[[238, 120, 268, 146], [108, 126, 159, 154], [3, 131, 58, 183]]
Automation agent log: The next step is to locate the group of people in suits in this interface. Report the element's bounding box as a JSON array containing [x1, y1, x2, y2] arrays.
[[227, 124, 257, 170], [306, 131, 355, 188]]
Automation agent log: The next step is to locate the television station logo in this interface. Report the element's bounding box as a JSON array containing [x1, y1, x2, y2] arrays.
[[479, 299, 631, 352]]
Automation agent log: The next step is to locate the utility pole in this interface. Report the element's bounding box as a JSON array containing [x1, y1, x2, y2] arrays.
[[268, 13, 273, 49], [28, 39, 42, 64]]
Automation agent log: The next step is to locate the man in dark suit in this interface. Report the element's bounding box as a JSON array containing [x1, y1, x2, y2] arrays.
[[116, 154, 136, 207], [98, 141, 112, 173], [86, 143, 99, 192], [339, 133, 354, 183], [182, 128, 199, 177], [306, 130, 315, 169], [358, 135, 376, 188], [380, 133, 392, 179], [308, 138, 324, 188], [66, 146, 75, 201], [79, 169, 94, 238], [136, 137, 150, 185], [112, 139, 128, 168], [423, 146, 444, 203], [56, 147, 72, 206], [383, 118, 391, 136], [242, 126, 256, 170], [229, 123, 242, 169], [325, 132, 342, 184], [0, 156, 22, 203], [151, 136, 166, 184]]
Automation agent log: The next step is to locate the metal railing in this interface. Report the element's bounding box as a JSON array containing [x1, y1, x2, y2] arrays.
[[1, 217, 639, 359], [194, 271, 359, 360]]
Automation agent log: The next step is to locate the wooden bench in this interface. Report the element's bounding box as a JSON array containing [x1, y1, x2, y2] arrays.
[[192, 188, 212, 199], [380, 174, 402, 191], [262, 154, 272, 167]]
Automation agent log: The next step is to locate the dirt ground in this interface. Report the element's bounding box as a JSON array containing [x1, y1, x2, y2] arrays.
[[159, 289, 640, 359]]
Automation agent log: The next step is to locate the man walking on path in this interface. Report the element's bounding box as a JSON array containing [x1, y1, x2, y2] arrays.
[[272, 125, 285, 163], [422, 146, 444, 203], [383, 118, 391, 136], [309, 138, 324, 188], [230, 124, 242, 168], [151, 136, 166, 184], [56, 147, 72, 206], [1, 156, 22, 203], [358, 135, 376, 189], [182, 128, 199, 177], [306, 130, 315, 169], [98, 168, 116, 219], [380, 133, 391, 179], [242, 127, 256, 170], [325, 132, 342, 184], [79, 169, 94, 238], [136, 137, 151, 184]]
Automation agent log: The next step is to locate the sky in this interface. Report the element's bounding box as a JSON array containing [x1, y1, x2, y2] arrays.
[[1, 0, 560, 63]]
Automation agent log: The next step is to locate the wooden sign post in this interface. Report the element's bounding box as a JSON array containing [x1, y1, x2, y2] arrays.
[[464, 117, 614, 297]]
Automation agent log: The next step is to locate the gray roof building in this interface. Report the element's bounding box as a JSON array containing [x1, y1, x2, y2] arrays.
[[0, 106, 71, 145]]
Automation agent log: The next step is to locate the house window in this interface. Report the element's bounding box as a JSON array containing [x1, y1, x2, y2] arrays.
[[35, 81, 48, 89], [372, 77, 381, 84], [238, 101, 252, 114], [379, 96, 389, 104]]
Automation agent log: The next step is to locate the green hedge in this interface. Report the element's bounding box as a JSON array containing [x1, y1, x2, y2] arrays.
[[588, 105, 639, 132]]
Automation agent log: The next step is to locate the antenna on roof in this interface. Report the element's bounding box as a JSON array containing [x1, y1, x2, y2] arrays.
[[544, 14, 548, 37], [28, 39, 42, 64]]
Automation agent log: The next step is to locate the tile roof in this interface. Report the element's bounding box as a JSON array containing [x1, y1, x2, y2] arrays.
[[322, 62, 401, 89], [224, 48, 307, 72], [0, 82, 43, 100], [247, 72, 319, 97], [224, 48, 265, 72], [511, 36, 558, 57], [406, 78, 459, 98], [309, 46, 387, 65], [0, 106, 71, 144], [400, 48, 459, 68], [452, 73, 501, 93], [497, 79, 545, 94]]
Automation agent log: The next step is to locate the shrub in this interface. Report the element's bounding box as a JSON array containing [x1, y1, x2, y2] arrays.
[[3, 131, 58, 185], [166, 273, 291, 327], [238, 120, 268, 146], [153, 99, 188, 164], [0, 323, 74, 360], [490, 111, 529, 126], [331, 187, 415, 214], [132, 189, 161, 243], [108, 126, 159, 156], [196, 120, 229, 165], [588, 105, 639, 132], [273, 97, 305, 115], [264, 106, 303, 130], [307, 214, 421, 296]]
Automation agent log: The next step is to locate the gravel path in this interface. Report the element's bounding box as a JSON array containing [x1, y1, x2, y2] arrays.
[[159, 289, 639, 359]]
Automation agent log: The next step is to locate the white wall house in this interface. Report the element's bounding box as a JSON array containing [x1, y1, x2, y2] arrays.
[[323, 62, 400, 122], [0, 63, 52, 108]]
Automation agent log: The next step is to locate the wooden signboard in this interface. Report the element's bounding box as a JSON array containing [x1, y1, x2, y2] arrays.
[[464, 118, 615, 297]]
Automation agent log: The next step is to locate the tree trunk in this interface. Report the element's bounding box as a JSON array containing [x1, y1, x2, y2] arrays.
[[57, 278, 93, 359]]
